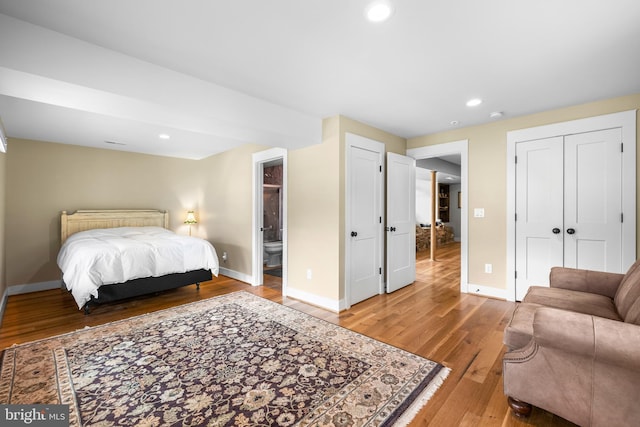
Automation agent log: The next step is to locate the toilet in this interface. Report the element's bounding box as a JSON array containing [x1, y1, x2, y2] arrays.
[[263, 241, 283, 267]]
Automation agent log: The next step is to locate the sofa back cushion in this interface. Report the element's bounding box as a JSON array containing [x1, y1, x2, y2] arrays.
[[624, 298, 640, 324], [615, 258, 640, 323]]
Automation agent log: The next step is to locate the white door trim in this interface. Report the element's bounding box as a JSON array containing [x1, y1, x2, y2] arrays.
[[345, 133, 385, 309], [407, 140, 469, 294], [507, 110, 636, 301], [252, 148, 288, 295]]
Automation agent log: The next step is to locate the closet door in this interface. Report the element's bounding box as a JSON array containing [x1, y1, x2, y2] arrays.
[[515, 137, 564, 301], [564, 128, 622, 272], [515, 129, 623, 300]]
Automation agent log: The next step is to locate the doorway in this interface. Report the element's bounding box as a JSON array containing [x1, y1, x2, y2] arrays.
[[407, 140, 469, 294], [252, 148, 288, 295]]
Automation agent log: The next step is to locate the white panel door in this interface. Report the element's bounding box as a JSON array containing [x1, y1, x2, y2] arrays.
[[348, 142, 383, 305], [515, 137, 564, 301], [564, 128, 622, 272], [515, 129, 623, 300], [386, 152, 416, 293]]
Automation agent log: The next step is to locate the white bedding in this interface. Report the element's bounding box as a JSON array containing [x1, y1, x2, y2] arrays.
[[57, 226, 220, 309]]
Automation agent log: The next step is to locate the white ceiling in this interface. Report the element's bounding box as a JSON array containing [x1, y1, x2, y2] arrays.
[[1, 1, 639, 159]]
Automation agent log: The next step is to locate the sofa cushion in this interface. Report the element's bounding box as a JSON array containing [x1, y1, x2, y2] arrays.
[[504, 302, 543, 350], [523, 286, 621, 321], [615, 259, 640, 322], [549, 266, 623, 298]]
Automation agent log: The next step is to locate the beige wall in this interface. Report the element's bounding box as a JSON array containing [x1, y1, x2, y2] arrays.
[[199, 143, 269, 276], [288, 117, 342, 300], [408, 93, 640, 291]]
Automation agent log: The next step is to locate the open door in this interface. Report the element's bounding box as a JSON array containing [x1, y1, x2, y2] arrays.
[[345, 134, 385, 306], [386, 152, 416, 293]]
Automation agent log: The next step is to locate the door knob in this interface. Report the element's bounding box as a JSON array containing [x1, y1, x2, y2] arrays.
[[566, 228, 576, 235], [552, 228, 561, 234], [390, 226, 396, 232], [351, 231, 358, 237]]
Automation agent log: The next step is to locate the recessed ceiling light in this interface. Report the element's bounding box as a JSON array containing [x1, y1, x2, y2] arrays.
[[158, 133, 171, 140], [365, 1, 394, 22], [490, 111, 504, 119], [466, 98, 483, 107], [450, 120, 460, 126]]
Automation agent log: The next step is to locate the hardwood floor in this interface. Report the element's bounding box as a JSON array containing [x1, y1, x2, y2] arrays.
[[0, 243, 576, 426]]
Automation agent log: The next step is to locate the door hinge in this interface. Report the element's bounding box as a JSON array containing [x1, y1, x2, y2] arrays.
[[515, 213, 517, 221], [379, 216, 382, 224], [515, 271, 518, 279], [621, 143, 624, 153], [514, 155, 517, 164], [379, 267, 382, 275], [621, 212, 624, 223], [379, 165, 382, 172]]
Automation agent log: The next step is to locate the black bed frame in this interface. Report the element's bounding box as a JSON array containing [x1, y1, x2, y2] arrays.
[[80, 268, 213, 314]]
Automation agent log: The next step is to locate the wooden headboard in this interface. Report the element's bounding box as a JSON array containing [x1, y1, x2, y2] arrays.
[[61, 209, 169, 244]]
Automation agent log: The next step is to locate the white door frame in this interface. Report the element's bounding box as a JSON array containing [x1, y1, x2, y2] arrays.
[[345, 133, 385, 309], [507, 110, 636, 301], [252, 148, 288, 295], [407, 140, 469, 294]]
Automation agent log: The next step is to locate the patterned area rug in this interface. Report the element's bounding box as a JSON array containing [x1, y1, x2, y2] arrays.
[[0, 292, 449, 426]]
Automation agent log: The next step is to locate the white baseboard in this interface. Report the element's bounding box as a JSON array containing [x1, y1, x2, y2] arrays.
[[218, 267, 253, 285], [8, 280, 62, 296], [465, 283, 508, 300], [286, 287, 341, 313]]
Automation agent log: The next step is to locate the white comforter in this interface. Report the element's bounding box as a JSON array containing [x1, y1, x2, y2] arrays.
[[57, 227, 219, 309]]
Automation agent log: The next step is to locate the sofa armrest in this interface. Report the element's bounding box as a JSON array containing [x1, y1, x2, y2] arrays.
[[549, 266, 624, 299], [533, 307, 640, 371], [533, 307, 595, 356]]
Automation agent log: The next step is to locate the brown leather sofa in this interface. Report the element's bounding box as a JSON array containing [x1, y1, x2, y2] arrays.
[[503, 261, 640, 426]]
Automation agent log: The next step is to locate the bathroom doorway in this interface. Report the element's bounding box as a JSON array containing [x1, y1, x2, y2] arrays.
[[263, 161, 283, 279], [252, 148, 287, 294]]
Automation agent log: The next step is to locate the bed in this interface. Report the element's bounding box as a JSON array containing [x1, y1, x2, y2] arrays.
[[57, 209, 219, 313]]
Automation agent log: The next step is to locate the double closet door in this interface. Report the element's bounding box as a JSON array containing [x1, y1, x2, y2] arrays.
[[515, 128, 623, 300]]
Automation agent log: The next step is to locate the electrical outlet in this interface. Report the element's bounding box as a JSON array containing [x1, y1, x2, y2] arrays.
[[222, 251, 228, 262], [485, 263, 492, 273], [474, 208, 485, 218]]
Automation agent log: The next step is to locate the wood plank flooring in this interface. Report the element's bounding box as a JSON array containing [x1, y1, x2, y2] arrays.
[[0, 243, 576, 426]]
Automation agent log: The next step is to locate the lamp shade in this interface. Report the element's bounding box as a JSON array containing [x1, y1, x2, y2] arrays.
[[184, 211, 197, 224]]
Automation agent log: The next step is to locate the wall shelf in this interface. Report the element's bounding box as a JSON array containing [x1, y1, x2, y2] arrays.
[[438, 183, 450, 223]]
